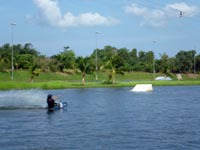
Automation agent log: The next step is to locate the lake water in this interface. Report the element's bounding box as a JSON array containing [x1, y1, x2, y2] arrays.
[[0, 86, 200, 150]]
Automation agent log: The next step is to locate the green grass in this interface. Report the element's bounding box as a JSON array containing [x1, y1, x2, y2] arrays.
[[0, 70, 200, 90]]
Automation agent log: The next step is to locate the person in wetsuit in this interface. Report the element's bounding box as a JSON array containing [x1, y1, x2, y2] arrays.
[[47, 94, 58, 110]]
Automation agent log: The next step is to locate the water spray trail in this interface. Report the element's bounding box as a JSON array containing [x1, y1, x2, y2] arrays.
[[0, 89, 47, 109]]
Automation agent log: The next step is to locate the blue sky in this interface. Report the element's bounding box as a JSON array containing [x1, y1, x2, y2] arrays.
[[1, 0, 200, 58]]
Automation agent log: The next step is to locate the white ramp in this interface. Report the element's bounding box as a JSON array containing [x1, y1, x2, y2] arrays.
[[131, 84, 153, 92], [176, 74, 182, 80]]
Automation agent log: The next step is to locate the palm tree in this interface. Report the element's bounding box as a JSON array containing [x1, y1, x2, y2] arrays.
[[101, 53, 125, 84], [105, 61, 116, 84], [76, 57, 90, 86], [30, 64, 39, 82]]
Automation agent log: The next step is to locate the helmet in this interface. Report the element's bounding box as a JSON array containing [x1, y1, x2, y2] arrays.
[[47, 94, 52, 99]]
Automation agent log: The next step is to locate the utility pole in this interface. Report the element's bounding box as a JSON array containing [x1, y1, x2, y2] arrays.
[[11, 23, 16, 80], [153, 41, 156, 80], [194, 46, 196, 74], [95, 31, 100, 80]]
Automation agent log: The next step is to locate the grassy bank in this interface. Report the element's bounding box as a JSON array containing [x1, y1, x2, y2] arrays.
[[1, 80, 200, 90], [0, 70, 200, 90]]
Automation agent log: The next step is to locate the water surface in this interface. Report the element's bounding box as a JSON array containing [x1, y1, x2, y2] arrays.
[[0, 86, 200, 150]]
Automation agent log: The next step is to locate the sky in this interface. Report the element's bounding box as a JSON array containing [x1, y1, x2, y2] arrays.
[[1, 0, 200, 58]]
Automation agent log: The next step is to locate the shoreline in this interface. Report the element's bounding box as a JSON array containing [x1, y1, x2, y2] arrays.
[[1, 80, 200, 90]]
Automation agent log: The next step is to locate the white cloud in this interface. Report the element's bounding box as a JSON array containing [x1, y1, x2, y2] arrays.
[[32, 0, 119, 28], [165, 2, 198, 17], [125, 2, 199, 27]]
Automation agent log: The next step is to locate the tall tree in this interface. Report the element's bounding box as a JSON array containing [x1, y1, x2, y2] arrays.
[[53, 47, 76, 72], [175, 50, 196, 73], [76, 56, 90, 86], [195, 54, 200, 73], [159, 53, 172, 76], [128, 48, 138, 71]]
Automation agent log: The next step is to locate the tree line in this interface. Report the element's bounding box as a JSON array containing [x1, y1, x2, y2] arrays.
[[0, 43, 199, 83]]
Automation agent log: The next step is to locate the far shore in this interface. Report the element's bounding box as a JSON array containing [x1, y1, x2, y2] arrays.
[[1, 80, 200, 90], [1, 71, 200, 90]]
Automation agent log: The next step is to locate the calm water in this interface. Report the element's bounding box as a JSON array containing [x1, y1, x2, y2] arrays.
[[0, 86, 200, 150]]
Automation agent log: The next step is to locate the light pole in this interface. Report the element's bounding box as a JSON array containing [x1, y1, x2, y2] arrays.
[[153, 41, 156, 80], [194, 53, 196, 73], [95, 31, 100, 80], [11, 23, 16, 80], [193, 47, 196, 74]]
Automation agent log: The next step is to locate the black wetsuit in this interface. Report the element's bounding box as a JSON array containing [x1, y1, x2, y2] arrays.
[[47, 98, 56, 110]]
